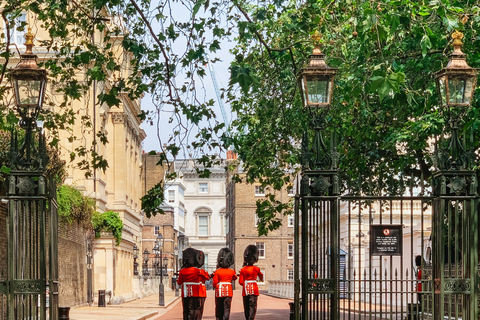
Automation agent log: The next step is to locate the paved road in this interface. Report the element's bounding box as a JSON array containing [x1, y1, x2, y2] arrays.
[[153, 290, 291, 320]]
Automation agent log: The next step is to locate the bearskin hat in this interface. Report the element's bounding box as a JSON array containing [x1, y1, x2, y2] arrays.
[[182, 247, 198, 268], [195, 249, 205, 268], [217, 247, 234, 269], [243, 245, 259, 266]]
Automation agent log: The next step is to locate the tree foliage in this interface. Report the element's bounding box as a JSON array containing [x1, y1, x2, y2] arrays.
[[2, 1, 480, 233], [91, 210, 123, 245]]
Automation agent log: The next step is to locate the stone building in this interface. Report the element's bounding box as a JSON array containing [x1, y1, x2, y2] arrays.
[[3, 12, 146, 302], [225, 154, 295, 290], [170, 159, 227, 274]]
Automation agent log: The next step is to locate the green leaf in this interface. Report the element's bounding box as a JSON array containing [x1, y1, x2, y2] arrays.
[[370, 72, 405, 102], [420, 35, 432, 57]]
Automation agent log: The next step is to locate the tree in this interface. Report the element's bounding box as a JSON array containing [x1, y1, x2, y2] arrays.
[[226, 1, 480, 233], [2, 1, 480, 232]]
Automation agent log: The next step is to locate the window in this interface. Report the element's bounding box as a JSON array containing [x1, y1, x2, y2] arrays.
[[203, 254, 208, 271], [198, 215, 208, 236], [258, 269, 265, 283], [254, 185, 265, 196], [256, 242, 265, 258], [225, 216, 229, 235], [154, 226, 160, 235], [199, 183, 208, 193], [168, 190, 175, 203], [7, 13, 26, 46], [288, 215, 294, 227], [287, 269, 294, 280], [288, 243, 294, 259], [254, 214, 261, 227]]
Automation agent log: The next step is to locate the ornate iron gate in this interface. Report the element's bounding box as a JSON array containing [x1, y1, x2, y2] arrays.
[[0, 131, 59, 320], [294, 114, 479, 320]]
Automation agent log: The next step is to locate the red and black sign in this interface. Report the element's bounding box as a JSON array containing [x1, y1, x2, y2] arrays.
[[370, 225, 403, 256]]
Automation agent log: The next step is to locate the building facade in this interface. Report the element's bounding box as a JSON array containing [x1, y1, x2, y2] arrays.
[[4, 12, 146, 302], [171, 159, 227, 274], [226, 159, 295, 290]]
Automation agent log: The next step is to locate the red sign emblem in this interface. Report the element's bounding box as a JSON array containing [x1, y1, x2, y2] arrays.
[[383, 229, 390, 236]]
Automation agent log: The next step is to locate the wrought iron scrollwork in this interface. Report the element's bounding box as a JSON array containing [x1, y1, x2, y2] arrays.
[[13, 280, 43, 294], [443, 278, 471, 293]]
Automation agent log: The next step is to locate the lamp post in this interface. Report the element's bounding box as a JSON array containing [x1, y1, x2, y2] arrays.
[[434, 30, 478, 170], [431, 30, 479, 320], [173, 246, 179, 296], [297, 31, 338, 320], [10, 27, 48, 168], [142, 249, 149, 277], [133, 244, 139, 276], [9, 27, 58, 320], [299, 31, 337, 172], [156, 233, 165, 306]]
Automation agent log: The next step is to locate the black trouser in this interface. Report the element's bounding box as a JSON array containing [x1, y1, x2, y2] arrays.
[[197, 297, 206, 319], [215, 296, 233, 320], [242, 295, 258, 320], [182, 297, 205, 320]]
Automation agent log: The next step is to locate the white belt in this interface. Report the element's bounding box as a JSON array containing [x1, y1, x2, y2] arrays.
[[183, 282, 202, 297]]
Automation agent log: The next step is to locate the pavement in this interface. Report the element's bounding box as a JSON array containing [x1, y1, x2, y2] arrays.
[[69, 290, 179, 320], [68, 290, 292, 320]]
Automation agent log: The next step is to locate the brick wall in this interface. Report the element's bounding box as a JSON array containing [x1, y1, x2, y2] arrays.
[[226, 173, 295, 289], [58, 217, 89, 307]]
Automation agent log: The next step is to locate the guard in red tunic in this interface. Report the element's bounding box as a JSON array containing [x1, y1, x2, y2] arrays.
[[212, 247, 237, 320], [177, 248, 209, 320], [239, 245, 264, 320], [194, 249, 208, 319]]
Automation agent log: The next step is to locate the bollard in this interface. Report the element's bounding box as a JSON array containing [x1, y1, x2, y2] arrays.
[[98, 290, 106, 307], [59, 307, 70, 320], [289, 302, 295, 320]]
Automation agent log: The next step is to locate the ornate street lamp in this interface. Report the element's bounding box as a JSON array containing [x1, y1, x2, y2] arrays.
[[11, 28, 47, 127], [153, 244, 160, 276], [157, 232, 165, 306], [297, 31, 339, 320], [133, 244, 139, 276], [300, 31, 337, 109], [8, 27, 57, 320], [10, 27, 48, 169], [435, 30, 478, 170], [142, 249, 149, 276], [436, 31, 477, 109], [299, 31, 338, 172]]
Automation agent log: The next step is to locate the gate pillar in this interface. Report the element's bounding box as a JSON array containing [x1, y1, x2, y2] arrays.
[[297, 112, 340, 320], [432, 170, 478, 320]]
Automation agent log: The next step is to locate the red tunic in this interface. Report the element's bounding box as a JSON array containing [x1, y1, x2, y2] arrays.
[[177, 267, 210, 298], [239, 266, 263, 296], [212, 268, 237, 297]]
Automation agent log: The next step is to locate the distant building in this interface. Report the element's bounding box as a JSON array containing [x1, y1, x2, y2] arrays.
[[172, 159, 227, 274], [226, 153, 295, 289]]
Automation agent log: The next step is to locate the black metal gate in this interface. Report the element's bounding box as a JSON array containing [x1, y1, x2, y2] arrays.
[[294, 114, 479, 320]]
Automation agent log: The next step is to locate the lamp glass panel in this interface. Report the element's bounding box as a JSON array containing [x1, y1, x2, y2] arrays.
[[448, 77, 467, 104], [438, 76, 447, 105], [464, 76, 476, 104], [305, 75, 330, 105], [15, 79, 42, 107]]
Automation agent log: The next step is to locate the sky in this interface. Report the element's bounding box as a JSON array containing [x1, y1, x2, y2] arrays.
[[139, 2, 236, 157]]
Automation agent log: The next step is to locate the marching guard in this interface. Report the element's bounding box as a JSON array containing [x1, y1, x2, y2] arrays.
[[239, 245, 264, 320], [177, 247, 210, 320], [212, 247, 237, 320]]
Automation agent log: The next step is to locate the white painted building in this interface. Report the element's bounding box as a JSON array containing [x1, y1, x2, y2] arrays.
[[170, 159, 227, 273]]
